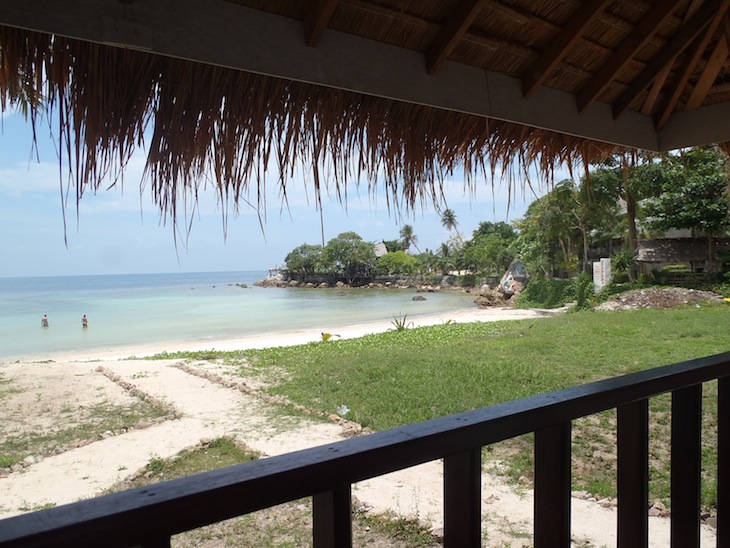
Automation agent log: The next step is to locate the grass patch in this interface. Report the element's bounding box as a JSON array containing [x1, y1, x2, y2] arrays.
[[148, 306, 729, 509], [0, 400, 173, 468]]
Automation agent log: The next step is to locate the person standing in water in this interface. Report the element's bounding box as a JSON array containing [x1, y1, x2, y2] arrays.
[[82, 314, 88, 328], [41, 314, 49, 327]]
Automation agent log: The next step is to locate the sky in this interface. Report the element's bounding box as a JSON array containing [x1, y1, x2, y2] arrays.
[[0, 110, 561, 278]]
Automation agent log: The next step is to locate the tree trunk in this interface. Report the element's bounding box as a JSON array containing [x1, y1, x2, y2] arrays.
[[708, 234, 715, 274], [625, 194, 638, 251]]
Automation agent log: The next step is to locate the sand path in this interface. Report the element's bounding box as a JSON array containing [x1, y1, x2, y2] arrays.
[[0, 308, 718, 546]]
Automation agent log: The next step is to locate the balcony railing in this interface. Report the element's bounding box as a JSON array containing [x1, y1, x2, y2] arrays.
[[1, 351, 728, 547]]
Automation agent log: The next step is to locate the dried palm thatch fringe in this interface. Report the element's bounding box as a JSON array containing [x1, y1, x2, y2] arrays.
[[0, 26, 621, 233]]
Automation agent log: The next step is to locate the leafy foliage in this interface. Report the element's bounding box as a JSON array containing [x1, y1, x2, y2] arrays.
[[515, 278, 576, 309], [285, 244, 326, 276], [375, 251, 420, 276], [462, 221, 516, 276], [644, 147, 730, 237]]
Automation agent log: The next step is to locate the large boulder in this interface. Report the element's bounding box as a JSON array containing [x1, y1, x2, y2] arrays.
[[499, 260, 529, 296]]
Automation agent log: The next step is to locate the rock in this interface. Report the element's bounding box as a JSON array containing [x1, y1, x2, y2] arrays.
[[597, 497, 614, 508], [23, 455, 37, 465], [649, 500, 669, 517], [412, 295, 427, 301], [335, 281, 346, 288], [318, 282, 329, 288]]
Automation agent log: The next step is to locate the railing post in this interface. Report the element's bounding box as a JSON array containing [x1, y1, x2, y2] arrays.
[[671, 384, 702, 547], [617, 399, 649, 547], [443, 447, 482, 547], [719, 376, 729, 548], [138, 538, 171, 548], [534, 421, 571, 547], [313, 485, 352, 548]]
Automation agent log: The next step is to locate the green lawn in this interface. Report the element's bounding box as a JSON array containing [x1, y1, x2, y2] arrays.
[[157, 304, 730, 507]]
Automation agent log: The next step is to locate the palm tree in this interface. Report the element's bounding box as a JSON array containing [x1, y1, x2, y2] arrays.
[[399, 224, 421, 253], [440, 208, 463, 243]]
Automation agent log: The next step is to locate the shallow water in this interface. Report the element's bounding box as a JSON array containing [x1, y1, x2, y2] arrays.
[[0, 271, 474, 360]]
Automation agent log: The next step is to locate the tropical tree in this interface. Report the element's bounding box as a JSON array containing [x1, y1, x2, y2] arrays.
[[589, 152, 666, 250], [375, 250, 420, 276], [512, 183, 580, 278], [415, 248, 438, 274], [462, 221, 516, 276], [285, 244, 326, 277], [324, 232, 377, 284], [399, 224, 421, 253], [644, 146, 730, 273], [440, 208, 463, 243], [437, 236, 465, 273]]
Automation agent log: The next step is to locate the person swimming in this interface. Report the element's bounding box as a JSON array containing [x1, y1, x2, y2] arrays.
[[41, 314, 49, 327], [82, 314, 88, 328]]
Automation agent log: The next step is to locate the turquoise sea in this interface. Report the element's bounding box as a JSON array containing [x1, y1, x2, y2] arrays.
[[0, 271, 475, 361]]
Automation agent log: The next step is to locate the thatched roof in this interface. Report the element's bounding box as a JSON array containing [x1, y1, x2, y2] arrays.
[[2, 1, 730, 219]]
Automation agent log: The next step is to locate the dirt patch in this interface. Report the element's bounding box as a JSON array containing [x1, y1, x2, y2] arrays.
[[596, 287, 723, 310], [0, 361, 172, 469]]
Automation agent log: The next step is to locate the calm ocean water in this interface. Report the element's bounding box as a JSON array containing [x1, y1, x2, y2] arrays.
[[0, 271, 474, 360]]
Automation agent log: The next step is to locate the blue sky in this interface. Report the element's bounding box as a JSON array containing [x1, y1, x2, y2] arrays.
[[0, 110, 557, 277]]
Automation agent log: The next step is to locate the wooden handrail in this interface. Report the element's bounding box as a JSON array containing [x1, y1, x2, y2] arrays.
[[0, 351, 728, 547]]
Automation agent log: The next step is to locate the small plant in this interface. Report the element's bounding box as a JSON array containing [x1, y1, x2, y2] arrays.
[[390, 313, 413, 331], [611, 248, 638, 282]]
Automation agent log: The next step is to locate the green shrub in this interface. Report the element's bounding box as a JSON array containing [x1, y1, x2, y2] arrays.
[[573, 273, 594, 311], [515, 278, 575, 309], [713, 283, 730, 297]]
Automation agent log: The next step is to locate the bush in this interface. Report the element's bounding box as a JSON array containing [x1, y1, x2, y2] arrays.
[[515, 278, 576, 309], [713, 283, 730, 297], [574, 273, 594, 311]]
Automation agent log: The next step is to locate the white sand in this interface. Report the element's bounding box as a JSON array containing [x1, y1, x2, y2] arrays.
[[0, 306, 717, 546]]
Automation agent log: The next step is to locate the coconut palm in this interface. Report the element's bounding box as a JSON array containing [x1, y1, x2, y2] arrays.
[[440, 208, 463, 243], [399, 224, 421, 253]]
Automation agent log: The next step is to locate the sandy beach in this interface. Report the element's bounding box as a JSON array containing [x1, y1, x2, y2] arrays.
[[0, 306, 717, 546]]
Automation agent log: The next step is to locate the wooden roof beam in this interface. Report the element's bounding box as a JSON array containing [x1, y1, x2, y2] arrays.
[[303, 0, 340, 47], [612, 0, 722, 119], [641, 0, 704, 115], [655, 0, 730, 129], [577, 1, 682, 113], [685, 33, 729, 110], [521, 0, 612, 99], [426, 0, 484, 75]]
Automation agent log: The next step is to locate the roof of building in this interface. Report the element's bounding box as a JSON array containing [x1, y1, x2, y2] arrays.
[[2, 1, 729, 217]]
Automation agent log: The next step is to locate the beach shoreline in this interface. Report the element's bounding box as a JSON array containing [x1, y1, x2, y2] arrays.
[[0, 304, 718, 546], [3, 305, 553, 363]]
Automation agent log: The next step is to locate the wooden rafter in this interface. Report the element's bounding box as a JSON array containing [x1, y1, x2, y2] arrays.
[[426, 0, 484, 75], [655, 0, 730, 129], [685, 34, 729, 110], [576, 1, 682, 113], [521, 0, 612, 99], [640, 0, 704, 115], [303, 0, 340, 47], [612, 0, 722, 119]]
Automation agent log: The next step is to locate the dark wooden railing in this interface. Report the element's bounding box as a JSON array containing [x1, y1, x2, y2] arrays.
[[1, 351, 728, 547]]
